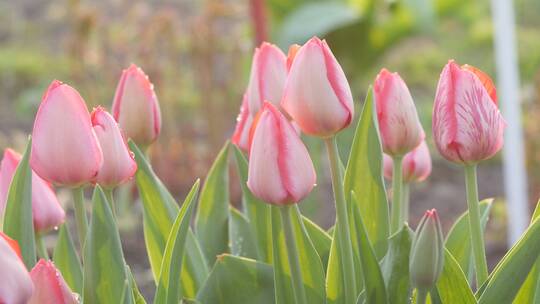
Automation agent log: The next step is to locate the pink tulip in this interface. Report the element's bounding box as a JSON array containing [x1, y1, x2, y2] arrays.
[[1, 149, 66, 233], [433, 60, 505, 164], [91, 107, 137, 188], [247, 102, 316, 205], [232, 94, 254, 152], [374, 69, 425, 156], [246, 42, 288, 115], [281, 37, 354, 137], [112, 64, 162, 146], [28, 259, 79, 304], [383, 141, 432, 183], [0, 234, 33, 304], [31, 80, 103, 187]]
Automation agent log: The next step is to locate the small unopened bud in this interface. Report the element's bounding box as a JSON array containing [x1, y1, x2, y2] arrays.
[[410, 209, 444, 290]]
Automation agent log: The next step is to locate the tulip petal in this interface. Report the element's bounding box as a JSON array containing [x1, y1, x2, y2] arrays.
[[0, 236, 33, 304], [92, 107, 137, 188], [31, 80, 103, 186], [231, 94, 254, 152], [29, 259, 79, 304]]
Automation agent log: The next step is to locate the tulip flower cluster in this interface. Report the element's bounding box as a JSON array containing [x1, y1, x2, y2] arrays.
[[1, 35, 537, 304]]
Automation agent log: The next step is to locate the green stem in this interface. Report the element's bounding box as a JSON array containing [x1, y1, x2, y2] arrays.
[[324, 137, 357, 303], [390, 156, 404, 233], [401, 183, 410, 224], [104, 188, 117, 220], [36, 234, 49, 260], [464, 164, 489, 286], [71, 187, 88, 253], [279, 205, 307, 304], [416, 288, 428, 304]]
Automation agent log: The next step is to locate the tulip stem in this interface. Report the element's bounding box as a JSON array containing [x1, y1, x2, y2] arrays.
[[71, 187, 88, 253], [464, 164, 489, 287], [325, 137, 357, 304], [279, 205, 307, 304], [104, 188, 117, 220], [36, 234, 49, 260], [390, 156, 404, 233], [416, 288, 428, 304], [401, 183, 410, 224]]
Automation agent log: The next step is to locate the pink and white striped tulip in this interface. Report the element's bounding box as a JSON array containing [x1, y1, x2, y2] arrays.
[[112, 64, 162, 146], [433, 60, 505, 164], [374, 69, 425, 156], [281, 37, 354, 137], [28, 259, 79, 304], [246, 42, 288, 115], [31, 80, 103, 187], [1, 149, 65, 233], [0, 234, 33, 304], [91, 107, 137, 188], [247, 102, 316, 205], [231, 94, 254, 152], [383, 141, 432, 183]]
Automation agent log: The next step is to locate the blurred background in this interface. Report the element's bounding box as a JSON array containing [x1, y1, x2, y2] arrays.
[[2, 0, 540, 297]]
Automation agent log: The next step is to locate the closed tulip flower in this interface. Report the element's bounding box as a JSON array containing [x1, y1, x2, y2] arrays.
[[1, 149, 65, 233], [433, 60, 505, 164], [0, 234, 34, 304], [28, 259, 79, 304], [31, 80, 103, 187], [383, 141, 432, 183], [231, 94, 254, 152], [247, 102, 316, 205], [246, 42, 288, 115], [410, 209, 444, 296], [91, 107, 137, 188], [112, 64, 162, 147], [281, 37, 354, 137], [374, 69, 425, 156], [286, 44, 301, 71]]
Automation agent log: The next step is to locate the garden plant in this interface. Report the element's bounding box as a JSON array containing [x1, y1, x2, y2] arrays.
[[1, 36, 540, 304]]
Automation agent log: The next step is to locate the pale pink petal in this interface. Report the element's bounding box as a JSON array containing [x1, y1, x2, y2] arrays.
[[112, 64, 161, 146], [92, 107, 137, 188], [281, 37, 353, 137], [374, 69, 424, 155], [246, 43, 288, 115], [402, 141, 432, 183], [382, 154, 393, 181], [29, 260, 79, 304], [232, 94, 254, 152], [31, 80, 103, 186], [0, 236, 33, 304]]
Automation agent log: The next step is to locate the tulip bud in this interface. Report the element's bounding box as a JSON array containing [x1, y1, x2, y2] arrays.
[[231, 94, 254, 152], [91, 107, 137, 188], [1, 149, 66, 233], [0, 234, 33, 304], [410, 209, 444, 290], [286, 44, 301, 71], [31, 80, 103, 187], [281, 37, 354, 137], [383, 141, 432, 183], [112, 64, 162, 146], [246, 42, 288, 115], [29, 259, 79, 304], [374, 69, 425, 156], [247, 102, 316, 205], [433, 60, 505, 164]]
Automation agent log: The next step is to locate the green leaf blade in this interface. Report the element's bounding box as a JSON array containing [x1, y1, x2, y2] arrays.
[[53, 224, 83, 294]]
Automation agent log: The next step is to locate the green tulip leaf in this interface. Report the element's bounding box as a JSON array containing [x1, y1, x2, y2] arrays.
[[515, 199, 540, 303], [154, 180, 199, 304], [302, 215, 332, 269], [53, 224, 83, 294], [196, 255, 275, 304], [195, 142, 230, 263], [229, 206, 257, 259], [381, 224, 413, 303], [83, 186, 131, 303], [436, 249, 476, 304], [2, 139, 35, 269]]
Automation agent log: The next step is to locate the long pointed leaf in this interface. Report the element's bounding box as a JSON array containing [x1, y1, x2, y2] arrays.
[[381, 224, 412, 303], [154, 180, 200, 304], [83, 186, 130, 303], [229, 206, 257, 259], [2, 139, 35, 269], [436, 249, 476, 304], [232, 146, 272, 263], [195, 142, 230, 262], [53, 224, 83, 294]]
